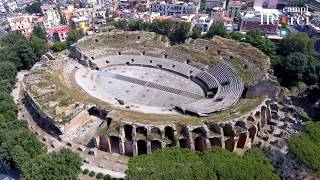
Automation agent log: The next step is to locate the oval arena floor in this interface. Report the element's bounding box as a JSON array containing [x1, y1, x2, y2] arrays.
[[75, 64, 205, 114]]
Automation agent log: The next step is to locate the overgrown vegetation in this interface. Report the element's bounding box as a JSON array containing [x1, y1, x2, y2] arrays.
[[127, 147, 279, 180], [289, 122, 320, 172], [0, 31, 82, 178], [51, 42, 68, 52]]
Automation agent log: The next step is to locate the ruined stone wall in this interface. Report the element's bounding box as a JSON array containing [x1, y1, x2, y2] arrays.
[[24, 90, 62, 136], [63, 110, 91, 134], [91, 98, 272, 156], [69, 44, 89, 66]]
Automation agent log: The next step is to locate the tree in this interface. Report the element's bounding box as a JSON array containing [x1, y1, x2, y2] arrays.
[[0, 61, 17, 85], [276, 52, 319, 87], [32, 25, 47, 41], [51, 42, 68, 52], [127, 147, 279, 180], [29, 36, 48, 58], [282, 32, 316, 55], [113, 19, 128, 30], [191, 27, 203, 39], [66, 28, 84, 45], [17, 40, 37, 69], [128, 19, 150, 31], [169, 21, 191, 44], [229, 32, 246, 41], [0, 31, 38, 69], [150, 19, 173, 35], [21, 149, 82, 179], [25, 2, 42, 14], [205, 21, 226, 39]]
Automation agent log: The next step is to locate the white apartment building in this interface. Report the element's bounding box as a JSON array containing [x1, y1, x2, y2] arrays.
[[226, 0, 241, 18], [150, 1, 199, 16], [7, 14, 37, 36], [41, 4, 61, 28], [194, 15, 213, 32]]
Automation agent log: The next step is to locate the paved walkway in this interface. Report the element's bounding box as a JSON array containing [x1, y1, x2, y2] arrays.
[[82, 164, 126, 178]]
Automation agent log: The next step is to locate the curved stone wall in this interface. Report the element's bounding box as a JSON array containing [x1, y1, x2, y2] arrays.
[[88, 98, 271, 156]]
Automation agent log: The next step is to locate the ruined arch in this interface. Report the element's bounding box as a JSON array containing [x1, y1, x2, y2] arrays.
[[255, 111, 261, 119], [88, 106, 107, 119], [247, 115, 255, 122], [248, 126, 257, 143], [136, 126, 147, 138], [124, 140, 133, 156], [124, 124, 133, 140], [137, 140, 147, 155], [207, 122, 221, 134], [165, 126, 175, 140], [179, 138, 191, 149], [235, 121, 246, 129], [151, 140, 162, 152], [223, 124, 235, 137], [150, 127, 162, 139], [194, 136, 207, 152], [209, 137, 222, 148], [261, 106, 267, 128], [109, 136, 120, 154], [192, 127, 207, 138], [236, 133, 247, 149], [225, 138, 235, 152], [179, 125, 189, 138]]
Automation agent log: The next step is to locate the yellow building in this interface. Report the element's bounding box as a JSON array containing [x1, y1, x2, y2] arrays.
[[71, 16, 91, 33]]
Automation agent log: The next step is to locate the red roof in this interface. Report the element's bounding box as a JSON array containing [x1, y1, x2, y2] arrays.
[[47, 25, 70, 35]]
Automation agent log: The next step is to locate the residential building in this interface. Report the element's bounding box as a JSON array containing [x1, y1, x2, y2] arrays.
[[226, 0, 241, 18], [194, 15, 213, 32], [309, 16, 320, 37], [7, 14, 38, 37], [61, 5, 93, 24], [47, 25, 70, 41], [240, 12, 278, 35], [71, 15, 91, 33], [6, 1, 18, 13], [150, 1, 199, 16], [205, 0, 223, 10], [41, 4, 61, 28]]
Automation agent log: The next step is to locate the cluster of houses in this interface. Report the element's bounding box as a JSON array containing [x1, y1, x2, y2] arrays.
[[1, 0, 320, 42]]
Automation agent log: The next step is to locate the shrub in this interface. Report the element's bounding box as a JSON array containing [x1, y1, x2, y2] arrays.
[[289, 122, 320, 170], [82, 169, 89, 175], [51, 42, 68, 52], [89, 171, 95, 177], [96, 173, 104, 179], [103, 174, 111, 180]]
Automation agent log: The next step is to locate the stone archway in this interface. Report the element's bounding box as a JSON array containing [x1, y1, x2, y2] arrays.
[[124, 140, 133, 156], [137, 140, 147, 155], [261, 106, 267, 128], [194, 136, 207, 152], [207, 122, 221, 134], [248, 126, 257, 143], [136, 126, 147, 138], [209, 137, 222, 148], [179, 138, 191, 149], [236, 133, 247, 149], [225, 138, 235, 152], [109, 136, 120, 154], [151, 140, 162, 152], [124, 124, 133, 140], [223, 124, 235, 137]]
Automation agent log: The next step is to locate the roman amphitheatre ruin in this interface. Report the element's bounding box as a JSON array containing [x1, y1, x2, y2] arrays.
[[20, 30, 279, 163]]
